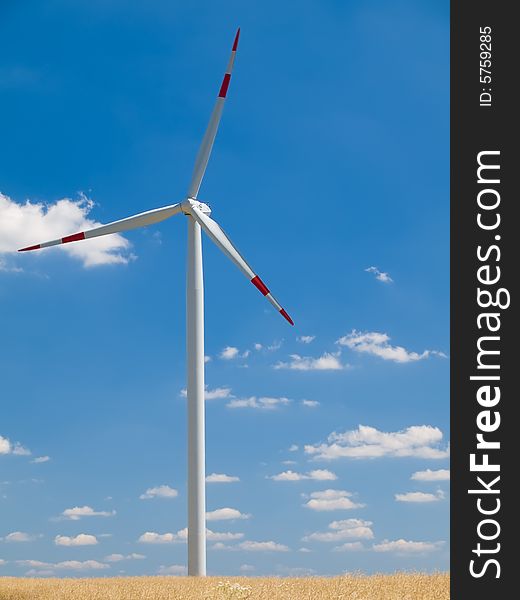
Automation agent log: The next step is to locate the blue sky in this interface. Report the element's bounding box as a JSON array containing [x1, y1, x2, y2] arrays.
[[1, 0, 449, 577]]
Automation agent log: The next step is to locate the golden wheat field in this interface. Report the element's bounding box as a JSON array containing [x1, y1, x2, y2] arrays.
[[0, 573, 449, 600]]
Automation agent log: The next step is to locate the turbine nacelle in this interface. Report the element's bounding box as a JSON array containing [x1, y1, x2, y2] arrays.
[[182, 198, 212, 216]]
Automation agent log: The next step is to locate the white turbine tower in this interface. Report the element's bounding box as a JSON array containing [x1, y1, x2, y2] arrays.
[[18, 28, 293, 577]]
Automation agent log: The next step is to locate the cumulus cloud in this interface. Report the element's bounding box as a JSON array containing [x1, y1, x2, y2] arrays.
[[206, 530, 244, 542], [180, 386, 233, 401], [3, 531, 38, 542], [206, 473, 240, 483], [373, 539, 445, 554], [206, 508, 250, 521], [19, 559, 109, 574], [267, 340, 283, 352], [104, 553, 145, 562], [0, 435, 30, 456], [297, 335, 316, 344], [138, 531, 179, 544], [240, 540, 289, 552], [55, 534, 98, 546], [138, 529, 243, 544], [220, 346, 240, 360], [211, 540, 288, 552], [269, 469, 337, 482], [365, 266, 393, 283], [395, 490, 445, 503], [157, 564, 187, 575], [274, 352, 345, 371], [303, 489, 365, 511], [301, 400, 320, 408], [139, 485, 178, 500], [305, 424, 450, 461], [0, 192, 133, 269], [61, 506, 116, 520], [31, 456, 50, 464], [226, 397, 290, 410], [337, 331, 446, 363], [288, 444, 299, 452], [332, 541, 365, 552], [303, 519, 374, 542], [411, 469, 450, 482]]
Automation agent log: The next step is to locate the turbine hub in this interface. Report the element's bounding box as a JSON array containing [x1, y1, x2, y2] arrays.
[[182, 198, 212, 216]]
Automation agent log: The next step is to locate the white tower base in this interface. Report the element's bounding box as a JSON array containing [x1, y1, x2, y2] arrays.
[[186, 216, 206, 576]]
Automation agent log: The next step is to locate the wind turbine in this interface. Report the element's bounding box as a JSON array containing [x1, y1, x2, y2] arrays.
[[18, 28, 293, 576]]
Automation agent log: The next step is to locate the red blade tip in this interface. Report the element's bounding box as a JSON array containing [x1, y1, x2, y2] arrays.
[[232, 28, 240, 51], [18, 244, 41, 252], [280, 308, 294, 326]]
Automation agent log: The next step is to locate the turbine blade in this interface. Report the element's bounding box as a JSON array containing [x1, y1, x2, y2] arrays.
[[187, 28, 240, 199], [189, 204, 294, 325], [18, 203, 182, 252]]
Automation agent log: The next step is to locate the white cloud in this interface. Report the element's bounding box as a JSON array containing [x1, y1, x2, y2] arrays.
[[211, 540, 288, 552], [226, 397, 290, 410], [157, 564, 187, 575], [373, 539, 445, 554], [337, 331, 446, 363], [239, 540, 289, 552], [205, 387, 233, 400], [254, 343, 263, 350], [365, 266, 393, 283], [220, 346, 239, 360], [138, 531, 178, 544], [206, 530, 244, 542], [52, 560, 109, 571], [16, 560, 50, 567], [332, 542, 365, 552], [269, 469, 337, 482], [138, 528, 243, 544], [0, 192, 133, 269], [61, 505, 116, 520], [303, 519, 374, 542], [395, 490, 445, 503], [18, 559, 109, 574], [180, 386, 233, 401], [302, 489, 364, 512], [297, 335, 316, 344], [204, 355, 212, 363], [411, 469, 450, 482], [240, 564, 255, 572], [301, 400, 320, 408], [0, 435, 30, 456], [266, 340, 283, 352], [3, 531, 37, 543], [31, 456, 50, 464], [206, 473, 240, 483], [206, 508, 250, 521], [288, 444, 299, 452], [104, 553, 145, 562], [139, 485, 178, 500], [55, 534, 98, 546], [274, 352, 345, 371], [305, 424, 450, 461], [0, 559, 5, 565], [298, 547, 311, 553]]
